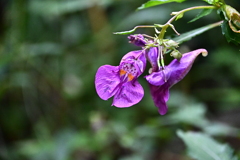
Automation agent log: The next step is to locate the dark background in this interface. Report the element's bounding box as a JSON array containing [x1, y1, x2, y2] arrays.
[[0, 0, 240, 159]]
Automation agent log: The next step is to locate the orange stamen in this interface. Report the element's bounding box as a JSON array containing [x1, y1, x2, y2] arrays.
[[128, 73, 134, 81], [120, 69, 127, 76]]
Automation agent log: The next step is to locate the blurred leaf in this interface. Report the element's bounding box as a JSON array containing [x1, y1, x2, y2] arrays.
[[221, 20, 240, 45], [202, 0, 213, 4], [202, 0, 220, 5], [167, 91, 192, 107], [203, 123, 239, 136], [173, 21, 222, 44], [119, 155, 145, 160], [9, 72, 31, 88], [54, 129, 76, 160], [115, 7, 170, 30], [29, 0, 111, 16], [177, 130, 238, 160], [137, 0, 186, 10], [17, 140, 55, 160], [189, 9, 213, 23], [22, 43, 64, 56], [168, 104, 209, 127]]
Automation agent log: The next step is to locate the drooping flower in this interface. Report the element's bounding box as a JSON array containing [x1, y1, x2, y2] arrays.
[[95, 50, 146, 107], [145, 49, 208, 115]]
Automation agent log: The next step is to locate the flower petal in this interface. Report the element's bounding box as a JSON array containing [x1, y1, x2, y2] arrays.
[[145, 67, 170, 86], [112, 81, 144, 108], [95, 65, 120, 100], [146, 47, 160, 72], [128, 34, 147, 47], [121, 50, 147, 73], [146, 49, 207, 115], [167, 49, 208, 87], [121, 50, 145, 61], [149, 84, 170, 115]]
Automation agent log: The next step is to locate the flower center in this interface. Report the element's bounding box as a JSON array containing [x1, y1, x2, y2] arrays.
[[119, 63, 137, 81]]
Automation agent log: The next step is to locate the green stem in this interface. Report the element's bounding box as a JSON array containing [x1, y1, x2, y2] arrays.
[[134, 25, 156, 30], [158, 5, 216, 40]]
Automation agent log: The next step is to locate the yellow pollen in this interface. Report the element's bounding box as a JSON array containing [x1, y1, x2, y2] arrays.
[[128, 73, 134, 81], [120, 69, 127, 76]]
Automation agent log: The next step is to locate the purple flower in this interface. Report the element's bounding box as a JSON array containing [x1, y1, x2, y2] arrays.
[[146, 47, 160, 73], [145, 49, 208, 115], [128, 34, 147, 47], [95, 50, 146, 107]]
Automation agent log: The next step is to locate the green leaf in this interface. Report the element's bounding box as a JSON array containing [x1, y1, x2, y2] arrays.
[[189, 9, 213, 23], [29, 0, 111, 16], [137, 0, 186, 10], [202, 0, 219, 5], [173, 22, 222, 44], [221, 20, 240, 45], [167, 104, 209, 127], [177, 130, 238, 160], [176, 13, 184, 21], [113, 28, 137, 35], [203, 122, 239, 136]]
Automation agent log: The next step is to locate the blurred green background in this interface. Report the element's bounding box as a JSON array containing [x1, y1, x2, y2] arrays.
[[1, 0, 240, 159]]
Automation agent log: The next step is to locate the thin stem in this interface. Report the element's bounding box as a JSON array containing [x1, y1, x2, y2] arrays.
[[169, 6, 216, 24], [158, 5, 216, 40], [133, 25, 156, 29]]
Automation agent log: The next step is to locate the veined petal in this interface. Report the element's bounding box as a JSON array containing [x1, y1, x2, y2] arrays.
[[149, 84, 170, 115], [121, 50, 147, 74], [146, 48, 208, 115], [95, 65, 120, 100], [145, 68, 170, 86], [112, 81, 144, 108], [121, 50, 144, 60], [146, 47, 160, 72], [167, 49, 208, 87], [137, 51, 147, 72]]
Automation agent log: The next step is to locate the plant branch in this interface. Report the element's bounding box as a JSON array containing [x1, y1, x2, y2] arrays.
[[158, 5, 216, 40]]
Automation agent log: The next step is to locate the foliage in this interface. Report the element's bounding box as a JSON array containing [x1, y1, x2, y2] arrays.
[[137, 0, 187, 10], [189, 8, 213, 23], [177, 130, 238, 160], [0, 0, 240, 160]]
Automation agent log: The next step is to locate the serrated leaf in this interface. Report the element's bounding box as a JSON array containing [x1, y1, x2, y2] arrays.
[[113, 28, 137, 35], [173, 22, 222, 44], [137, 0, 186, 10], [189, 9, 213, 23], [221, 20, 240, 45], [177, 130, 238, 160]]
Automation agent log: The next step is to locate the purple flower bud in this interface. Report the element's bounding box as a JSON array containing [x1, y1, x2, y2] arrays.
[[128, 34, 147, 47]]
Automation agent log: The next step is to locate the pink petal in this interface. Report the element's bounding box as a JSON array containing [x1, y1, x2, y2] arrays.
[[112, 81, 144, 108], [95, 65, 120, 100], [167, 49, 208, 86], [121, 50, 144, 60], [145, 68, 170, 86], [149, 84, 170, 115]]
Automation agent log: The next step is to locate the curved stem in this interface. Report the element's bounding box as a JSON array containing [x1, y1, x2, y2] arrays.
[[134, 25, 156, 29], [169, 6, 216, 23], [158, 5, 216, 40]]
